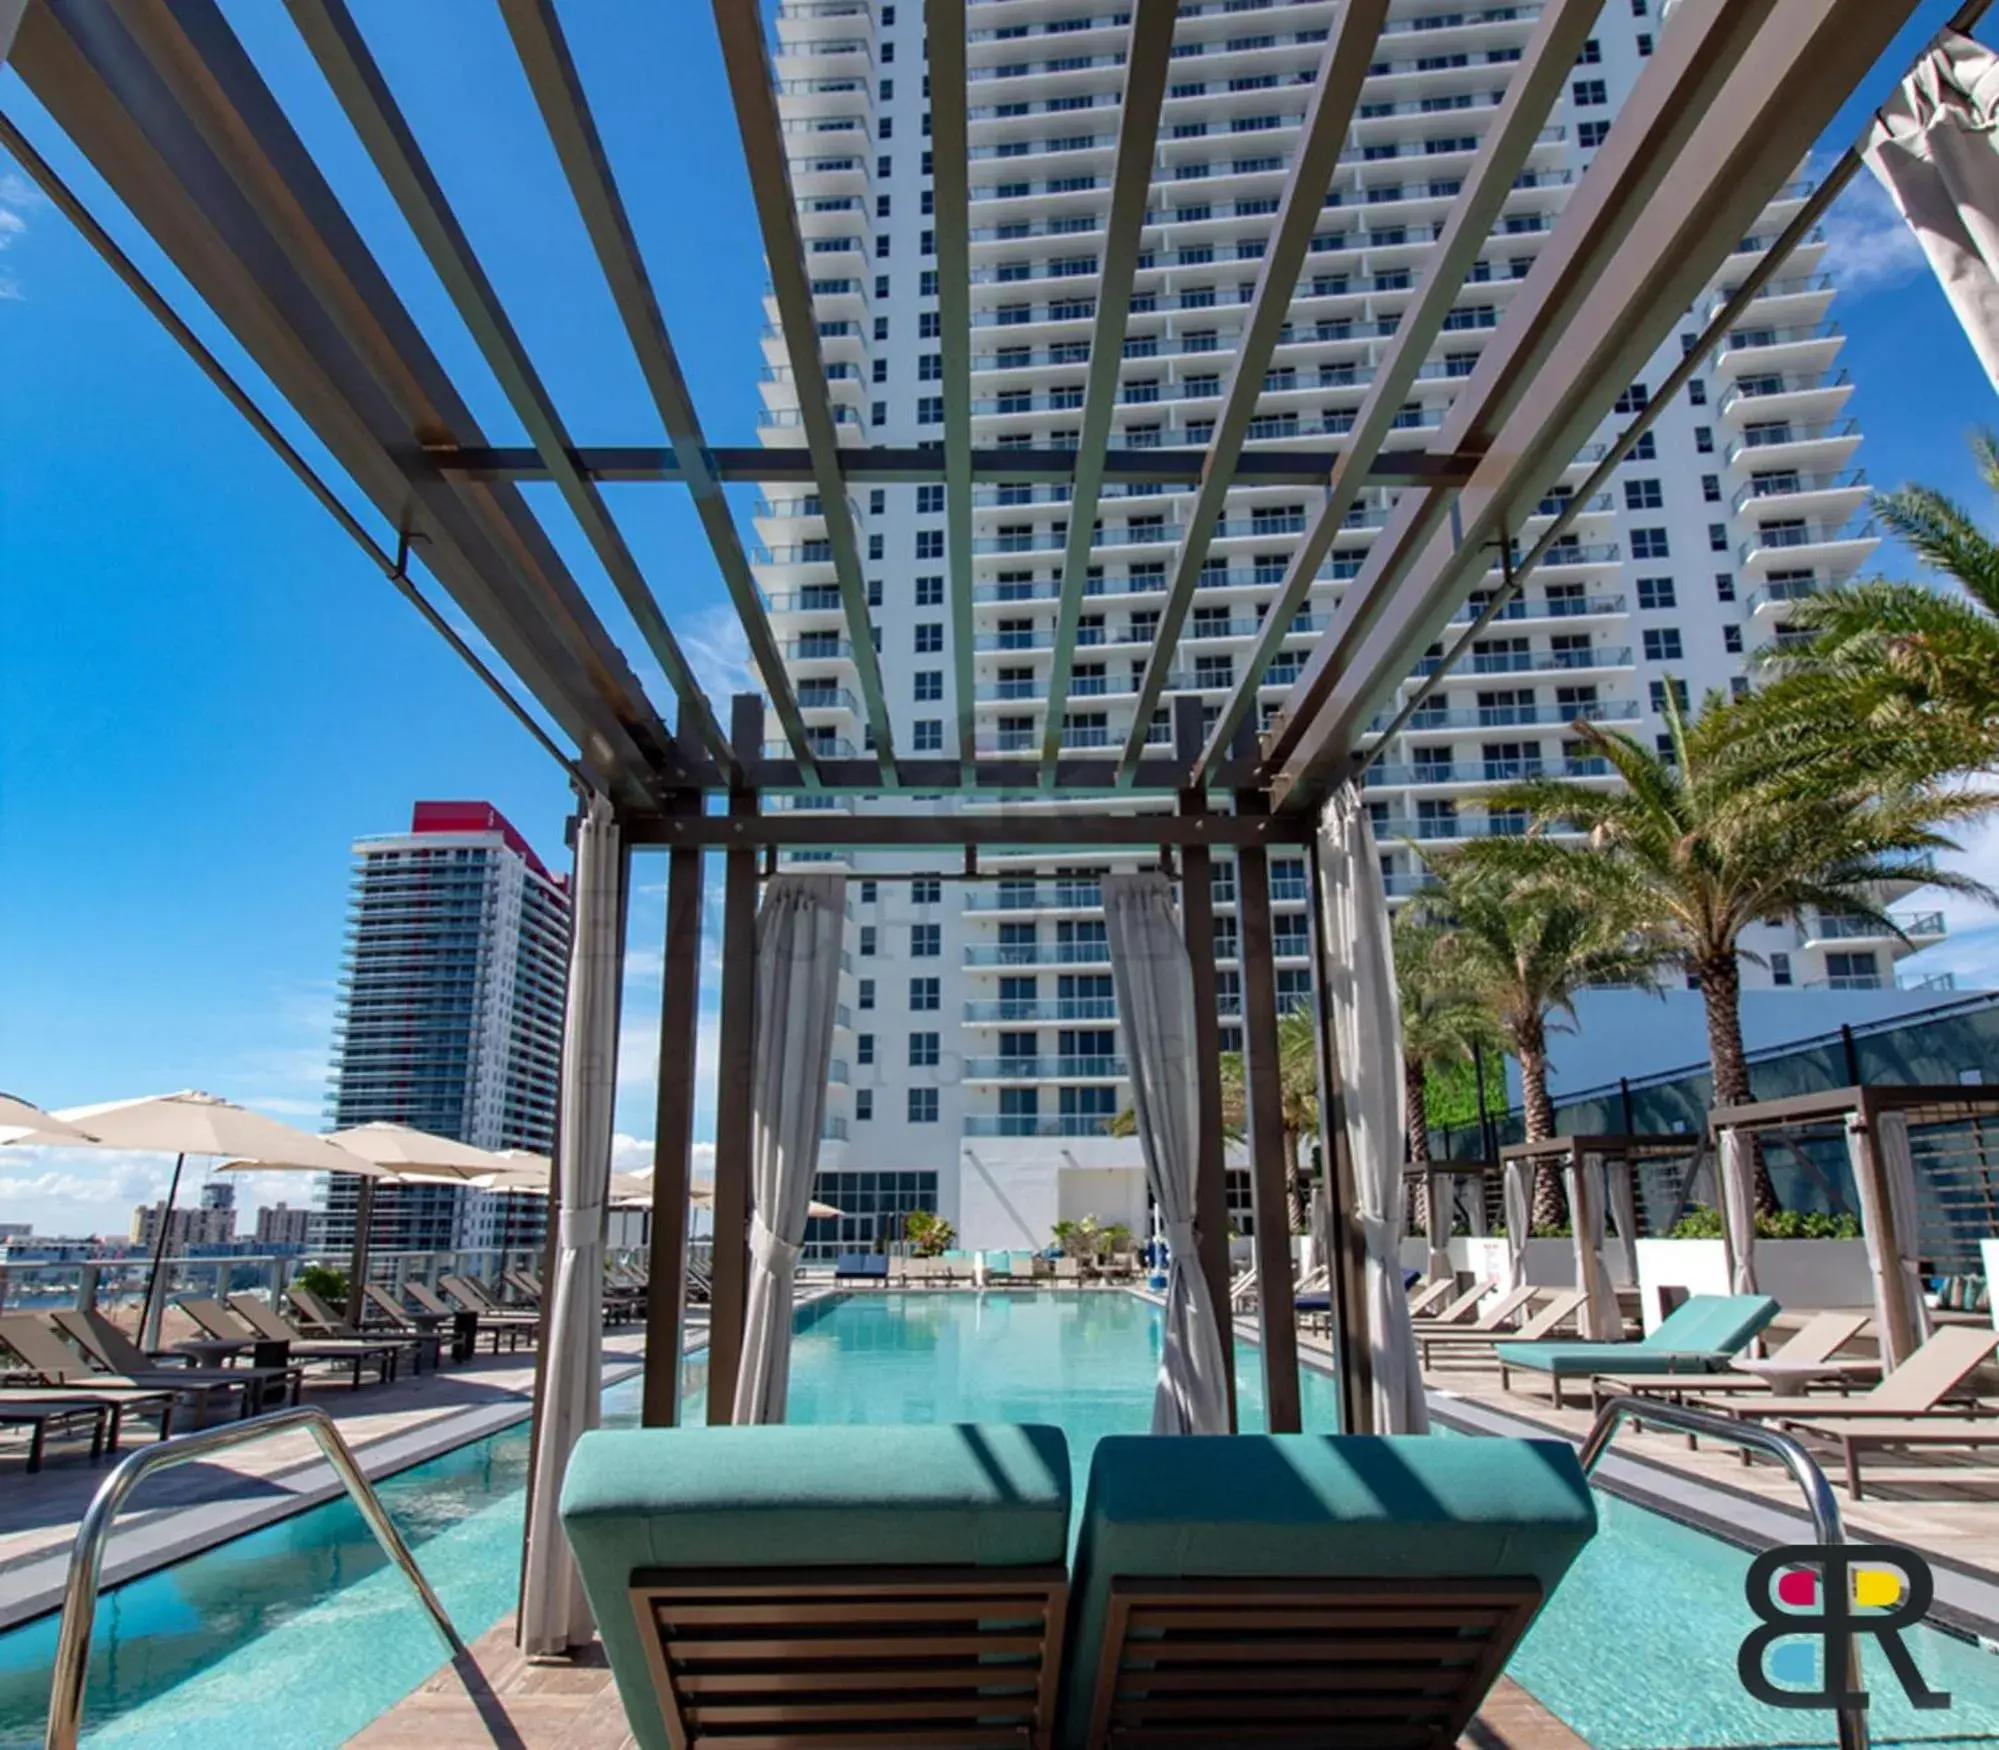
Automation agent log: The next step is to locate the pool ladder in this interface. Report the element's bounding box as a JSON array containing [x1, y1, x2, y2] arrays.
[[1583, 1394, 1867, 1750], [43, 1403, 468, 1750]]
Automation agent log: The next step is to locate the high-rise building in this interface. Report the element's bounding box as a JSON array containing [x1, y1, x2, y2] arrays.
[[756, 0, 1943, 1254], [254, 1202, 315, 1249], [131, 1200, 235, 1248], [319, 802, 570, 1256]]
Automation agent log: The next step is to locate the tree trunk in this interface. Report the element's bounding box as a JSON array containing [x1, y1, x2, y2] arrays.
[[1517, 1017, 1567, 1229], [1285, 1127, 1307, 1234], [1404, 1057, 1431, 1232], [1697, 950, 1779, 1216]]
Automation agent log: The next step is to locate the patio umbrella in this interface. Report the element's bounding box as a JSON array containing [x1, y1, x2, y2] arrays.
[[1, 1090, 368, 1345], [688, 1181, 844, 1222], [0, 1093, 100, 1141], [224, 1121, 516, 1318]]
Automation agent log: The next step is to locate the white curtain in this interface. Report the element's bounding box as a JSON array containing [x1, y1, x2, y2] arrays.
[[1606, 1157, 1641, 1290], [1501, 1157, 1533, 1294], [1568, 1152, 1623, 1341], [521, 794, 621, 1655], [1865, 30, 1999, 393], [1316, 789, 1426, 1434], [1848, 1112, 1931, 1369], [733, 874, 847, 1425], [1719, 1128, 1760, 1296], [1103, 873, 1230, 1435], [1425, 1169, 1451, 1282]]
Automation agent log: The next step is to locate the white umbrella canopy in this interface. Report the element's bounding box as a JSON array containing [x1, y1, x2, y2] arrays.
[[326, 1122, 514, 1177], [5, 1090, 365, 1171], [0, 1094, 100, 1142], [686, 1180, 844, 1221]]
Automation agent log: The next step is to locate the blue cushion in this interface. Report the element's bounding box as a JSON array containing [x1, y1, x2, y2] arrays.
[[1497, 1294, 1778, 1376], [1061, 1434, 1597, 1747], [562, 1425, 1071, 1750]]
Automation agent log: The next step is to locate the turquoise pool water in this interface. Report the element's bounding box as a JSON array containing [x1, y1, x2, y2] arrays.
[[7, 1290, 1999, 1746]]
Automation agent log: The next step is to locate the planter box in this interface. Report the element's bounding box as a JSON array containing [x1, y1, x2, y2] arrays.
[[1635, 1237, 1873, 1334], [1460, 1236, 1634, 1300], [1399, 1236, 1490, 1281]]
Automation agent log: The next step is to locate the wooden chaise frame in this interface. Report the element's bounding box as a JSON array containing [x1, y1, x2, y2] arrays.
[[628, 1564, 1070, 1748], [1083, 1574, 1545, 1748]]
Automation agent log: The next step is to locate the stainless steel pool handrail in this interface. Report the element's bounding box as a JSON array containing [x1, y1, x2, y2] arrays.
[[1582, 1393, 1865, 1750], [44, 1403, 469, 1750]]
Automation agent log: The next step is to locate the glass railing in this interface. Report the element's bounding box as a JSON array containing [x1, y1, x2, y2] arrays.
[[961, 1056, 1128, 1079], [963, 1114, 1118, 1138]]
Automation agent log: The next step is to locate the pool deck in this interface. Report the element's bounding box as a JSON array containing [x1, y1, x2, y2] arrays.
[[345, 1615, 1591, 1750], [0, 1317, 690, 1632]]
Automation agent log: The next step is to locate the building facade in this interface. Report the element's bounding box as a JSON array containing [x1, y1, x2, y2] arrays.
[[755, 0, 1944, 1256], [130, 1200, 235, 1248], [254, 1201, 315, 1249], [319, 801, 570, 1256]]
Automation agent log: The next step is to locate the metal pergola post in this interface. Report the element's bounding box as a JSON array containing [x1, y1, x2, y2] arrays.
[[1174, 698, 1237, 1431], [1236, 797, 1303, 1433], [705, 696, 764, 1423], [642, 788, 706, 1427]]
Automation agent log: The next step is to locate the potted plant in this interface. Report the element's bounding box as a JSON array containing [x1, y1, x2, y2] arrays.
[[904, 1210, 954, 1259]]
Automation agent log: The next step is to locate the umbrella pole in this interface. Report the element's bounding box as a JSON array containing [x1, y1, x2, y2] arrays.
[[139, 1153, 187, 1349], [346, 1174, 376, 1325]]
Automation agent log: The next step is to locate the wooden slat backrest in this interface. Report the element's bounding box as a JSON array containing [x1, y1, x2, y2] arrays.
[[1085, 1575, 1543, 1749], [628, 1565, 1068, 1749]]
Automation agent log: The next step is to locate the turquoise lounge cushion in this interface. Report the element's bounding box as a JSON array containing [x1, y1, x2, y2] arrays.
[[562, 1424, 1071, 1750], [1496, 1294, 1778, 1375], [1061, 1434, 1597, 1748]]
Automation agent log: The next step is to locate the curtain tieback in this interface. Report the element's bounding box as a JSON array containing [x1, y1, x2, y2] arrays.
[[558, 1203, 606, 1249], [1164, 1219, 1199, 1259], [750, 1216, 803, 1276], [1359, 1212, 1393, 1261]]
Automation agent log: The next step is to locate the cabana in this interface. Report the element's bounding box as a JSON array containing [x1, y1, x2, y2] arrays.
[[1709, 1087, 1999, 1370], [1, 0, 1958, 1687], [1400, 1159, 1500, 1283]]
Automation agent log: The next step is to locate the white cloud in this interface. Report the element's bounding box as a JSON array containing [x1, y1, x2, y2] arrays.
[[0, 170, 43, 302], [0, 1145, 186, 1239], [680, 603, 760, 704], [1817, 162, 1929, 299]]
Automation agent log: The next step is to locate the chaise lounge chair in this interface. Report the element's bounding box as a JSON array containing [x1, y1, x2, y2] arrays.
[[178, 1297, 393, 1391], [1495, 1293, 1780, 1409], [403, 1280, 533, 1354], [1586, 1310, 1873, 1417], [1418, 1290, 1585, 1369], [225, 1293, 406, 1386], [284, 1286, 442, 1374], [1690, 1325, 1999, 1497], [562, 1422, 1073, 1750], [0, 1315, 180, 1447], [52, 1306, 303, 1413], [1409, 1279, 1501, 1331], [1061, 1432, 1598, 1748], [1405, 1278, 1459, 1320]]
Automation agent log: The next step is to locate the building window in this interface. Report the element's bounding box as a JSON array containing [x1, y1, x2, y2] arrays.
[[1770, 952, 1792, 988], [909, 976, 940, 1010], [1702, 475, 1722, 503], [914, 669, 943, 702], [915, 623, 943, 654], [908, 1031, 940, 1068], [868, 489, 885, 516], [1624, 478, 1663, 510], [919, 310, 940, 339], [1723, 624, 1744, 654], [1636, 576, 1676, 610], [1709, 523, 1729, 552], [1689, 378, 1708, 406], [867, 533, 884, 561], [915, 530, 944, 560], [855, 1090, 874, 1122], [860, 880, 878, 904], [1695, 425, 1714, 454], [911, 923, 941, 957], [858, 978, 875, 1010], [1578, 120, 1610, 149], [1572, 79, 1608, 105], [1715, 571, 1737, 602], [1649, 677, 1690, 712], [908, 1088, 939, 1124], [921, 270, 938, 297], [1631, 527, 1670, 559], [912, 876, 942, 906], [1643, 628, 1684, 662], [916, 575, 944, 607], [1628, 431, 1657, 460], [913, 719, 943, 752], [859, 925, 877, 957], [857, 1033, 875, 1066], [1613, 383, 1649, 414], [917, 483, 944, 512]]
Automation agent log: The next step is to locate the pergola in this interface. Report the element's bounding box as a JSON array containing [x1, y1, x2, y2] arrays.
[[1710, 1086, 1999, 1366], [0, 0, 1970, 1654]]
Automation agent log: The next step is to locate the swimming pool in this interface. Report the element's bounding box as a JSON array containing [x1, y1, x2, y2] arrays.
[[7, 1291, 1999, 1747]]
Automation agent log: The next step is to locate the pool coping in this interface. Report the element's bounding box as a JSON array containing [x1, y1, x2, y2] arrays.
[[0, 1362, 642, 1635]]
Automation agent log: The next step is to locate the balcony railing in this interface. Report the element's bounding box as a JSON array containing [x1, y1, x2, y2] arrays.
[[962, 884, 1104, 912], [1371, 701, 1642, 733], [1367, 756, 1612, 787], [964, 941, 1113, 966], [962, 1056, 1128, 1079], [964, 998, 1118, 1023], [1732, 468, 1867, 514], [962, 1114, 1118, 1138]]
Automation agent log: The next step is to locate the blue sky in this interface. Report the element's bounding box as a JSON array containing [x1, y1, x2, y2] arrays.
[[2, 1, 1996, 1237]]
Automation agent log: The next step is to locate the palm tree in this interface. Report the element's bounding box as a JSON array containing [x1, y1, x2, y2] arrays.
[[1107, 1004, 1320, 1230], [1759, 431, 1999, 776], [1496, 687, 1993, 1210], [1422, 842, 1667, 1227], [1394, 910, 1501, 1224]]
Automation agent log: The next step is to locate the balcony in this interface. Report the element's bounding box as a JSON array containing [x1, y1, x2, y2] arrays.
[[1745, 574, 1822, 617], [1725, 418, 1861, 470], [1800, 910, 1948, 946], [964, 941, 1113, 967], [961, 884, 1105, 912], [1732, 468, 1868, 519], [1713, 320, 1844, 381], [962, 1114, 1118, 1138], [1422, 644, 1632, 678], [796, 687, 861, 715], [1738, 519, 1877, 578], [1375, 701, 1642, 734], [1366, 756, 1613, 787], [964, 998, 1118, 1023], [962, 1056, 1129, 1080], [1717, 369, 1854, 426]]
